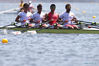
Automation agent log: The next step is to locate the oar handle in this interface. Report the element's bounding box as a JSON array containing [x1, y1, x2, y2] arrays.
[[11, 22, 18, 25]]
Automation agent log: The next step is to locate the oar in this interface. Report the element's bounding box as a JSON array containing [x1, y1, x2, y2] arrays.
[[12, 21, 50, 35], [21, 27, 31, 33], [78, 20, 99, 25], [78, 16, 98, 25], [11, 23, 37, 35], [11, 27, 37, 35], [0, 22, 18, 29], [19, 23, 46, 33], [11, 27, 29, 35], [0, 22, 19, 35]]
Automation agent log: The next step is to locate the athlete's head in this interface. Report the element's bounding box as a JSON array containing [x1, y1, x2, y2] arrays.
[[50, 4, 56, 12], [23, 3, 29, 9], [37, 4, 42, 13], [23, 3, 29, 12], [65, 4, 71, 13]]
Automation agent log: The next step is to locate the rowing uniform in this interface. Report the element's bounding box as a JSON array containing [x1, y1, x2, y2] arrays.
[[31, 12, 45, 28], [18, 12, 32, 27], [48, 12, 59, 25], [59, 12, 77, 28]]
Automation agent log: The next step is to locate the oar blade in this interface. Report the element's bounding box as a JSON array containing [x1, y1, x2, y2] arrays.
[[0, 25, 16, 29], [11, 31, 22, 35], [27, 30, 37, 34]]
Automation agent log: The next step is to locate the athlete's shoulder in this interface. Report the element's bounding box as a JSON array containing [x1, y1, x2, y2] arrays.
[[60, 12, 66, 15], [33, 12, 39, 15], [18, 12, 24, 16]]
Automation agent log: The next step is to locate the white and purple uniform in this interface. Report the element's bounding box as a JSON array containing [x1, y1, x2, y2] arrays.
[[31, 12, 45, 27], [18, 12, 32, 26], [59, 12, 75, 25]]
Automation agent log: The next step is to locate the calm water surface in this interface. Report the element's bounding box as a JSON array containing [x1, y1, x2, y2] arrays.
[[0, 2, 99, 66]]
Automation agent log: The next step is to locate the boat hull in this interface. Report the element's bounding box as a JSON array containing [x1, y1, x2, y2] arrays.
[[10, 28, 99, 34]]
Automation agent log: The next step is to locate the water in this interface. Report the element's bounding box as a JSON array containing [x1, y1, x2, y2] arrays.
[[0, 2, 99, 66]]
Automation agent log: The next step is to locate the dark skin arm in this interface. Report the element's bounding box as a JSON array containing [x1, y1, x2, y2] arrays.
[[58, 18, 63, 22], [56, 15, 60, 24], [30, 18, 34, 23], [58, 17, 66, 25], [42, 13, 48, 22], [15, 15, 21, 22], [30, 18, 40, 24]]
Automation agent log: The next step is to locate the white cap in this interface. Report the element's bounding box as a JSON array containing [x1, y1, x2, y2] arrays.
[[29, 1, 32, 3]]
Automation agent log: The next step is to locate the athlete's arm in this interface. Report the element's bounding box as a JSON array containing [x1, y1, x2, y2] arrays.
[[72, 16, 78, 24], [30, 18, 34, 23], [42, 13, 48, 22], [15, 15, 20, 22]]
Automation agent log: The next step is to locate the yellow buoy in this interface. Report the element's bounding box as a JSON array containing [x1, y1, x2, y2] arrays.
[[75, 8, 79, 11], [64, 2, 68, 4], [93, 16, 96, 19], [82, 11, 86, 14], [2, 39, 8, 43]]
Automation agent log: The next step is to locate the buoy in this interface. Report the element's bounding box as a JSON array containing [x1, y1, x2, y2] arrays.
[[64, 2, 68, 4], [75, 8, 79, 11], [82, 11, 86, 14], [2, 39, 8, 43], [93, 16, 96, 19]]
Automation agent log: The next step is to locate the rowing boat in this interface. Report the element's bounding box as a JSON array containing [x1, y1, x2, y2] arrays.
[[12, 28, 99, 34], [0, 26, 98, 34], [1, 21, 99, 34]]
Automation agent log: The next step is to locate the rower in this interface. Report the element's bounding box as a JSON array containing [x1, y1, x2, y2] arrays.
[[15, 3, 32, 27], [19, 0, 24, 8], [30, 4, 45, 28], [19, 0, 24, 12], [45, 4, 59, 28], [59, 4, 78, 29]]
